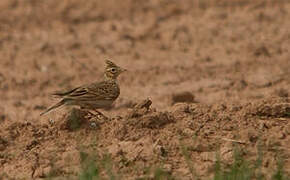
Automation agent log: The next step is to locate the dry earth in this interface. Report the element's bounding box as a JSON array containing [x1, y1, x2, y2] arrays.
[[0, 0, 290, 179]]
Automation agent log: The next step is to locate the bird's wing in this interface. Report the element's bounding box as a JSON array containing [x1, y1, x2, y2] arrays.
[[57, 81, 114, 100], [52, 86, 81, 97], [86, 81, 114, 99], [52, 87, 82, 97]]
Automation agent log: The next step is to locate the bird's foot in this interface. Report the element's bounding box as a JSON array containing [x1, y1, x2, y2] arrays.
[[91, 110, 109, 123], [81, 108, 109, 125]]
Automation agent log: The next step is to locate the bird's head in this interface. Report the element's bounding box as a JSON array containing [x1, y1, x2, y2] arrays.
[[104, 60, 127, 80]]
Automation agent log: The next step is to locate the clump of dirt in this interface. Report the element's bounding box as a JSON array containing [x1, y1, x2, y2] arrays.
[[126, 98, 153, 119], [126, 98, 175, 129], [247, 98, 290, 117], [111, 99, 175, 142]]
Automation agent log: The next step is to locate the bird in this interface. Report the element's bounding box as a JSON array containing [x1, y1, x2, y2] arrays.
[[40, 60, 127, 116]]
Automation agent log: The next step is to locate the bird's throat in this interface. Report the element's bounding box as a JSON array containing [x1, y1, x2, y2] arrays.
[[104, 74, 117, 81]]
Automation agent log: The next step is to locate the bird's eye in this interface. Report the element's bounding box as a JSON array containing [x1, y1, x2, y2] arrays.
[[111, 68, 116, 73]]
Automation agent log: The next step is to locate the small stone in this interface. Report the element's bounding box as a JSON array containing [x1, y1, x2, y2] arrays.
[[248, 129, 258, 143], [90, 122, 97, 128]]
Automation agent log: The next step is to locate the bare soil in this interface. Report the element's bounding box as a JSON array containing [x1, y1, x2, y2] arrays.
[[0, 0, 290, 179]]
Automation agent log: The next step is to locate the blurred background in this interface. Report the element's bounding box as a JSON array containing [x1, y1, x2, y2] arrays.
[[0, 0, 289, 116]]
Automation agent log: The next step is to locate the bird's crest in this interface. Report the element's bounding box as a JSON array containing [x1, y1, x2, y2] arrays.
[[106, 60, 117, 67]]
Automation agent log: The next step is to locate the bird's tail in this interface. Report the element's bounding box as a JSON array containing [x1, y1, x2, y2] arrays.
[[40, 99, 65, 116]]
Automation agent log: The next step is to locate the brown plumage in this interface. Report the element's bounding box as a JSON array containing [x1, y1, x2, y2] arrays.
[[40, 60, 126, 116]]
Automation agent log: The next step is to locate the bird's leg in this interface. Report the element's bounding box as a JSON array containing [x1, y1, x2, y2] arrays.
[[91, 108, 110, 121], [92, 109, 105, 116], [80, 107, 106, 118], [80, 107, 95, 117], [80, 107, 109, 124]]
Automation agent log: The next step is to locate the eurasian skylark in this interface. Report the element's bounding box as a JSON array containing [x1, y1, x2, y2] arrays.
[[40, 60, 126, 116]]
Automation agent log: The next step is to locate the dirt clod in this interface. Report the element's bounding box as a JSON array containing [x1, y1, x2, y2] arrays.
[[137, 111, 175, 129], [126, 98, 153, 119], [251, 102, 290, 117]]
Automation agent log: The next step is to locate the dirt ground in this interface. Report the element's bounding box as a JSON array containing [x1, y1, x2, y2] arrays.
[[0, 0, 290, 179]]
